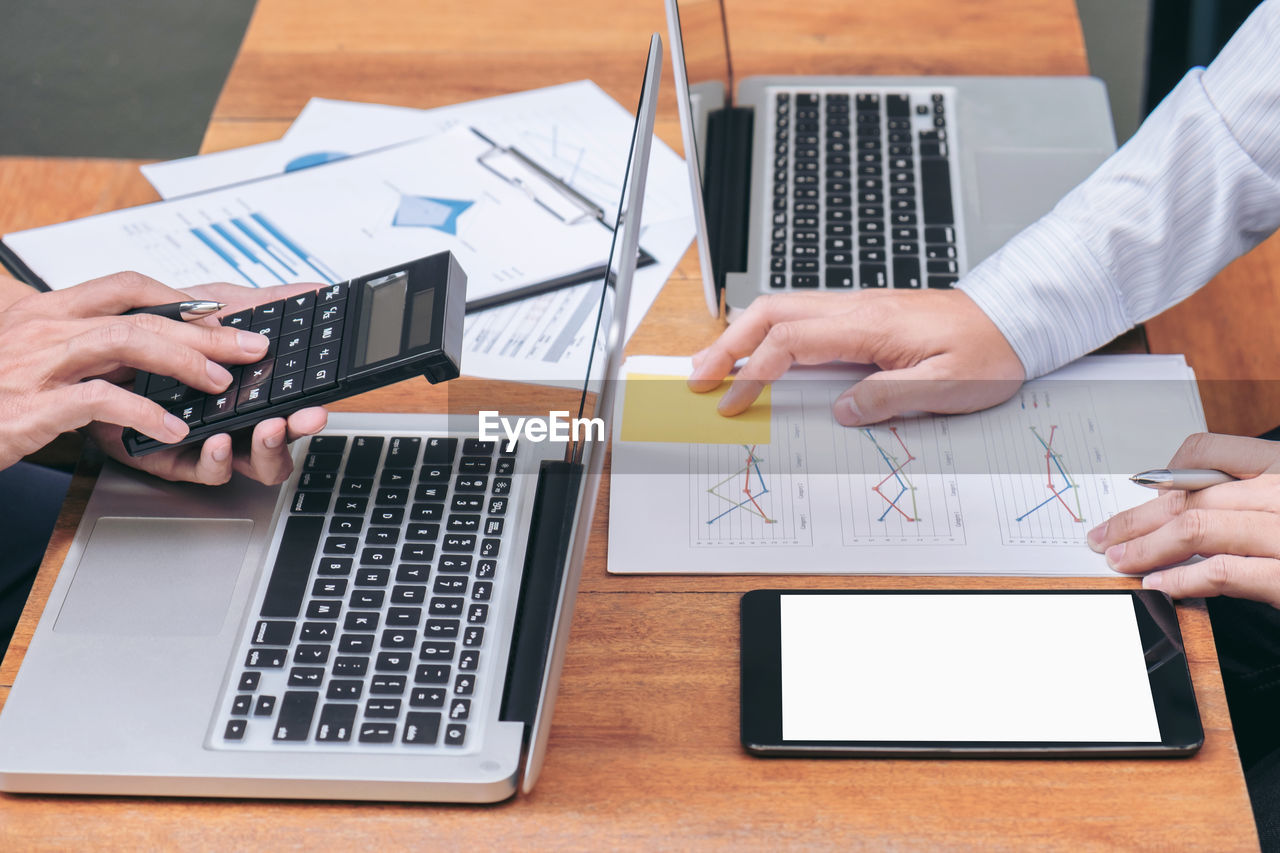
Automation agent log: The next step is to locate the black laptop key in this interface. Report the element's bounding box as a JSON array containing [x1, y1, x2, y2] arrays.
[[392, 585, 426, 604], [305, 600, 341, 620], [449, 699, 471, 721], [364, 527, 399, 546], [420, 640, 456, 661], [382, 628, 418, 649], [333, 656, 369, 676], [452, 495, 484, 512], [371, 675, 407, 695], [929, 275, 959, 289], [344, 612, 378, 632], [384, 436, 421, 468], [252, 620, 295, 646], [356, 568, 390, 586], [273, 691, 318, 741], [339, 477, 372, 496], [401, 544, 435, 562], [435, 576, 468, 594], [403, 712, 442, 745], [300, 621, 336, 642], [479, 539, 501, 558], [350, 590, 385, 609], [327, 680, 363, 701], [458, 650, 480, 671], [338, 633, 374, 654], [430, 597, 464, 616], [344, 436, 384, 477], [294, 644, 330, 664], [443, 534, 476, 552], [462, 438, 497, 455], [334, 497, 367, 515], [290, 490, 330, 514], [893, 257, 923, 289], [387, 607, 423, 627], [410, 688, 446, 708], [416, 483, 447, 501], [422, 437, 457, 464], [412, 502, 445, 522], [296, 471, 336, 492], [447, 515, 480, 532], [463, 627, 484, 647], [416, 664, 451, 684], [304, 452, 342, 473], [312, 578, 346, 597], [329, 517, 361, 535], [366, 699, 401, 719], [424, 618, 459, 638], [361, 546, 395, 566], [231, 695, 252, 716], [372, 507, 405, 525], [454, 674, 476, 696], [316, 703, 356, 742], [324, 536, 356, 555], [379, 469, 412, 487], [245, 648, 287, 669], [376, 652, 413, 672], [491, 477, 511, 496], [356, 722, 396, 744], [239, 672, 261, 692], [375, 488, 409, 506], [459, 456, 491, 474], [471, 582, 493, 602], [396, 565, 429, 583], [444, 724, 467, 746], [254, 695, 276, 716], [224, 720, 247, 741], [288, 667, 325, 687], [920, 157, 955, 225]]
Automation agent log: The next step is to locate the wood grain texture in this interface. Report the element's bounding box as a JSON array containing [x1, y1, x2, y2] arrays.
[[0, 0, 1261, 848]]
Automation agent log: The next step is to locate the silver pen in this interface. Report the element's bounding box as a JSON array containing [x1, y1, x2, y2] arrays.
[[123, 300, 225, 322], [1129, 468, 1238, 491]]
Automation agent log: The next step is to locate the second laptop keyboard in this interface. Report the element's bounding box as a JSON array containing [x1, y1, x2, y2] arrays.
[[768, 87, 963, 290]]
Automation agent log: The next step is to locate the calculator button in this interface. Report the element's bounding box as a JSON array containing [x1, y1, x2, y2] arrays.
[[252, 300, 285, 323], [279, 332, 310, 355], [221, 309, 253, 329], [237, 382, 271, 412], [242, 359, 274, 387], [315, 302, 345, 324], [204, 390, 238, 422], [318, 283, 346, 304], [284, 291, 315, 316], [282, 314, 309, 334], [271, 373, 305, 403], [149, 383, 199, 405], [304, 365, 338, 392], [307, 344, 339, 370], [170, 402, 203, 428], [312, 321, 343, 345], [276, 353, 306, 376]]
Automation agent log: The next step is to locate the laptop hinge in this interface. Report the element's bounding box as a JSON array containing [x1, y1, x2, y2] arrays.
[[499, 459, 581, 726], [703, 105, 754, 299]]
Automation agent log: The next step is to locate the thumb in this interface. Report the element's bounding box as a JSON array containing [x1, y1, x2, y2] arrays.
[[833, 360, 1022, 426]]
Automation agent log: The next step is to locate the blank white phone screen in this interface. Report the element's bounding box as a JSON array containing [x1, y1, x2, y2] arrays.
[[779, 594, 1161, 743]]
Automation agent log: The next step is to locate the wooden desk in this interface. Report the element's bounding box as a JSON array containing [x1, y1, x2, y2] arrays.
[[0, 0, 1260, 848]]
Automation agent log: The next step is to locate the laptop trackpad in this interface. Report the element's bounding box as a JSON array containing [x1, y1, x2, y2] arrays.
[[54, 517, 252, 636]]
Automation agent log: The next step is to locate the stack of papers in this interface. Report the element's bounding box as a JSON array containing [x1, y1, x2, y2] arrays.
[[4, 82, 696, 385], [608, 354, 1207, 576]]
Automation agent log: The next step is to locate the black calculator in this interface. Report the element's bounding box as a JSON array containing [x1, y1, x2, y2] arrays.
[[123, 251, 466, 456]]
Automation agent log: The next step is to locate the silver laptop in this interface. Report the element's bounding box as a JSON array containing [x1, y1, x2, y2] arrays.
[[664, 0, 1117, 317], [0, 34, 663, 803]]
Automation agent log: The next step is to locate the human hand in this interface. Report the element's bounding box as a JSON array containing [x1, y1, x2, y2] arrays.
[[85, 279, 329, 486], [687, 290, 1025, 425], [0, 271, 276, 472], [1088, 433, 1280, 607]]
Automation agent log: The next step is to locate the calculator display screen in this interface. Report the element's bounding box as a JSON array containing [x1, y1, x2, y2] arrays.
[[406, 286, 436, 350]]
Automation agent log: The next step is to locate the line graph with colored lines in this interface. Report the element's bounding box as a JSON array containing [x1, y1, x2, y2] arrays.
[[689, 420, 812, 547], [835, 417, 965, 545], [981, 388, 1119, 546]]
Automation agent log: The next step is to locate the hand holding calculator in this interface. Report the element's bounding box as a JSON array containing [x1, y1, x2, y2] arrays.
[[123, 251, 467, 456]]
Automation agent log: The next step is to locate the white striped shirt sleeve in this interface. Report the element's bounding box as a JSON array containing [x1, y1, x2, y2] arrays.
[[958, 0, 1280, 380]]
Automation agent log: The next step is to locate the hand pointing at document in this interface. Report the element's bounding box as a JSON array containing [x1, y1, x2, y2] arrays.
[[687, 290, 1025, 425]]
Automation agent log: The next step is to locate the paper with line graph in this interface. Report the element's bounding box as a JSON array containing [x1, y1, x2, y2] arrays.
[[609, 354, 1206, 575]]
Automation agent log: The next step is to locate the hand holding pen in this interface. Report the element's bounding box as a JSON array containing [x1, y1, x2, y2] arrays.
[[123, 300, 225, 322], [1090, 433, 1280, 608]]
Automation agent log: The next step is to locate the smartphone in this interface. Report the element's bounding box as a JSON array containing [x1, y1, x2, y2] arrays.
[[740, 589, 1203, 758], [123, 251, 465, 456]]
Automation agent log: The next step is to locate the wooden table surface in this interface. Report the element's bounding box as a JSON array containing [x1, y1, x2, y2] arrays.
[[0, 0, 1262, 848]]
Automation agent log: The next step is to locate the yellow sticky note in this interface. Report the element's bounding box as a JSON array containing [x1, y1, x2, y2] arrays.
[[621, 374, 771, 444]]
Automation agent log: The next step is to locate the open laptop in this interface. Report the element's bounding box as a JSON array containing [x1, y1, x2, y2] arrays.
[[664, 0, 1117, 317], [0, 34, 662, 803]]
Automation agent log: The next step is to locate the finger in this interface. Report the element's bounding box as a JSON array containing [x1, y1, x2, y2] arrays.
[[1167, 433, 1280, 478], [232, 418, 296, 486], [37, 271, 193, 318], [1088, 476, 1280, 553], [55, 318, 270, 392], [1104, 509, 1280, 574], [1144, 555, 1280, 608], [283, 407, 329, 441], [126, 434, 234, 485], [832, 357, 1021, 426], [688, 293, 860, 392], [40, 380, 188, 442], [716, 312, 891, 415]]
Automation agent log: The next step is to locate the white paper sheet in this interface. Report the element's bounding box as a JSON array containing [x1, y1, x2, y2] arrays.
[[608, 354, 1206, 575]]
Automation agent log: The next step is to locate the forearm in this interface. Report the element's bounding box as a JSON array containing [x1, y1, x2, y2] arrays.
[[960, 0, 1280, 379]]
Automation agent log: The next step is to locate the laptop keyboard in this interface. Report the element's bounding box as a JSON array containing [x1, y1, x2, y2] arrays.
[[768, 87, 963, 290], [214, 433, 522, 751]]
